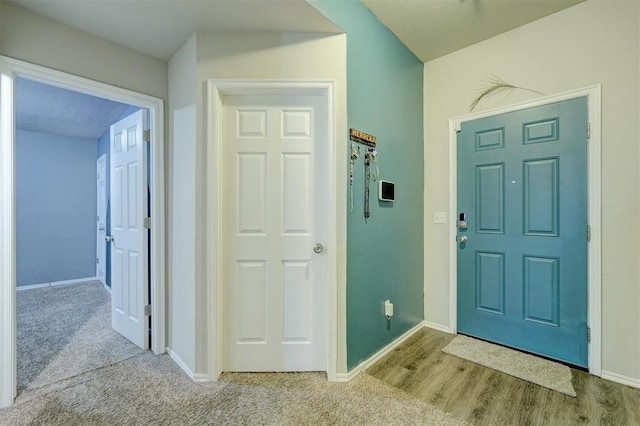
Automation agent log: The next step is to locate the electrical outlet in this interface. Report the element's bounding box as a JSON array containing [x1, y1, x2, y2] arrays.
[[434, 211, 447, 224], [384, 300, 394, 319]]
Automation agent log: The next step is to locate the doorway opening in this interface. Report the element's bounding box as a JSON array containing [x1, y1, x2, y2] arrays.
[[0, 56, 166, 407]]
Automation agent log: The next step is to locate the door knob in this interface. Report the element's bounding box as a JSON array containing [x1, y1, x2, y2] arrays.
[[105, 235, 114, 242], [313, 243, 324, 254], [458, 235, 468, 243]]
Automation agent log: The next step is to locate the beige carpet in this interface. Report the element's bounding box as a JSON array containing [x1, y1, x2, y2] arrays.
[[4, 281, 468, 425], [442, 335, 577, 397], [17, 281, 144, 390], [2, 353, 468, 425]]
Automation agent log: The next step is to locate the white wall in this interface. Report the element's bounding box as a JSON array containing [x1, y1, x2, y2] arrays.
[[182, 31, 348, 374], [0, 2, 167, 101], [423, 0, 640, 382], [167, 34, 198, 372]]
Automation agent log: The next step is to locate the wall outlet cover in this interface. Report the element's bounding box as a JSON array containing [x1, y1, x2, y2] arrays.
[[434, 211, 447, 224]]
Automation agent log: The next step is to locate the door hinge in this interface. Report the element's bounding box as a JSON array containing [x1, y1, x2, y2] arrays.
[[587, 225, 591, 241], [587, 326, 591, 343], [144, 217, 151, 229], [143, 129, 151, 142], [96, 258, 99, 264], [144, 304, 152, 316], [587, 122, 591, 139]]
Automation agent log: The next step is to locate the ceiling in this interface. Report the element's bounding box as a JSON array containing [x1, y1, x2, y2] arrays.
[[362, 0, 584, 62], [7, 0, 585, 138], [6, 0, 584, 62], [6, 0, 343, 61], [16, 78, 129, 140]]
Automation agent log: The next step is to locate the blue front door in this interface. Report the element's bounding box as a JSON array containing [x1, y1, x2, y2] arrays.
[[457, 97, 589, 367]]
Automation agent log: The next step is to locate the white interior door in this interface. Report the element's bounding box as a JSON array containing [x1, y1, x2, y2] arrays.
[[109, 109, 149, 349], [222, 94, 328, 371], [96, 154, 107, 285]]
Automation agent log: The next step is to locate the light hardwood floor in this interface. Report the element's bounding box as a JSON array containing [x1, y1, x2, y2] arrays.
[[367, 327, 640, 425]]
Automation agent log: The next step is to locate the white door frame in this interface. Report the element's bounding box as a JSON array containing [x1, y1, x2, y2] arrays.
[[96, 154, 107, 286], [206, 80, 338, 381], [448, 85, 602, 375], [0, 56, 166, 407]]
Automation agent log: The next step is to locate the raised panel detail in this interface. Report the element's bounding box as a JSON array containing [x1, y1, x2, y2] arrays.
[[282, 154, 311, 234], [127, 162, 138, 230], [127, 251, 139, 320], [523, 256, 559, 326], [475, 128, 505, 151], [283, 261, 312, 343], [475, 251, 505, 314], [237, 261, 266, 343], [282, 109, 312, 138], [524, 158, 559, 236], [114, 132, 122, 153], [127, 127, 137, 150], [523, 118, 559, 144], [237, 109, 267, 138], [113, 248, 124, 314], [476, 163, 504, 233], [113, 165, 123, 230], [237, 154, 266, 234]]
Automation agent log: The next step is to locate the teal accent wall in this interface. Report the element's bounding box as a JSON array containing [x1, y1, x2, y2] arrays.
[[308, 0, 424, 369]]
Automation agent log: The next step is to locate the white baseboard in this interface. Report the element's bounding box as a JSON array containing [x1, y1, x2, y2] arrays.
[[167, 348, 196, 380], [192, 374, 210, 382], [17, 276, 99, 291], [601, 370, 640, 389], [338, 321, 427, 382], [335, 368, 360, 382], [423, 320, 452, 334]]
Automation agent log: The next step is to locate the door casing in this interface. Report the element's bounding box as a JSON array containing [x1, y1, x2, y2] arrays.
[[206, 80, 338, 381], [448, 85, 602, 375], [0, 56, 166, 408]]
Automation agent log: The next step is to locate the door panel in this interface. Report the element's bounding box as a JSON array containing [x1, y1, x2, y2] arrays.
[[110, 109, 149, 349], [96, 155, 107, 285], [223, 94, 327, 372], [457, 97, 588, 367]]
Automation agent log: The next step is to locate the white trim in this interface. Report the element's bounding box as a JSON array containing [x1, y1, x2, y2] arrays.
[[167, 348, 195, 379], [206, 79, 338, 382], [16, 276, 99, 291], [335, 368, 360, 382], [167, 348, 209, 382], [0, 58, 17, 408], [192, 374, 210, 383], [424, 320, 453, 334], [448, 85, 602, 376], [336, 321, 427, 382], [0, 56, 166, 408], [601, 370, 640, 389]]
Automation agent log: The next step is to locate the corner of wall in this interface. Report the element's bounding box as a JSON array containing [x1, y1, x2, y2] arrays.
[[167, 32, 198, 372]]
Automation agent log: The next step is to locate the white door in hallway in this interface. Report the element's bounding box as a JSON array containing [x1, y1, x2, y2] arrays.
[[110, 109, 149, 349], [222, 94, 328, 371], [96, 154, 107, 286]]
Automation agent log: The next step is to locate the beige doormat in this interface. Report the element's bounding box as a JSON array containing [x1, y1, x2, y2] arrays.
[[442, 335, 577, 397]]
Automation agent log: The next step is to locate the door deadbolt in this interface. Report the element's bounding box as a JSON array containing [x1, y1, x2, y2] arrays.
[[313, 243, 324, 254]]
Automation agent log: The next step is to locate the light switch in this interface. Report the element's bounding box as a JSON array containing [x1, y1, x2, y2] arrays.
[[434, 211, 447, 224]]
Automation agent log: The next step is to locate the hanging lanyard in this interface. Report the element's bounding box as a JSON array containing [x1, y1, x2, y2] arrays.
[[364, 152, 371, 219]]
